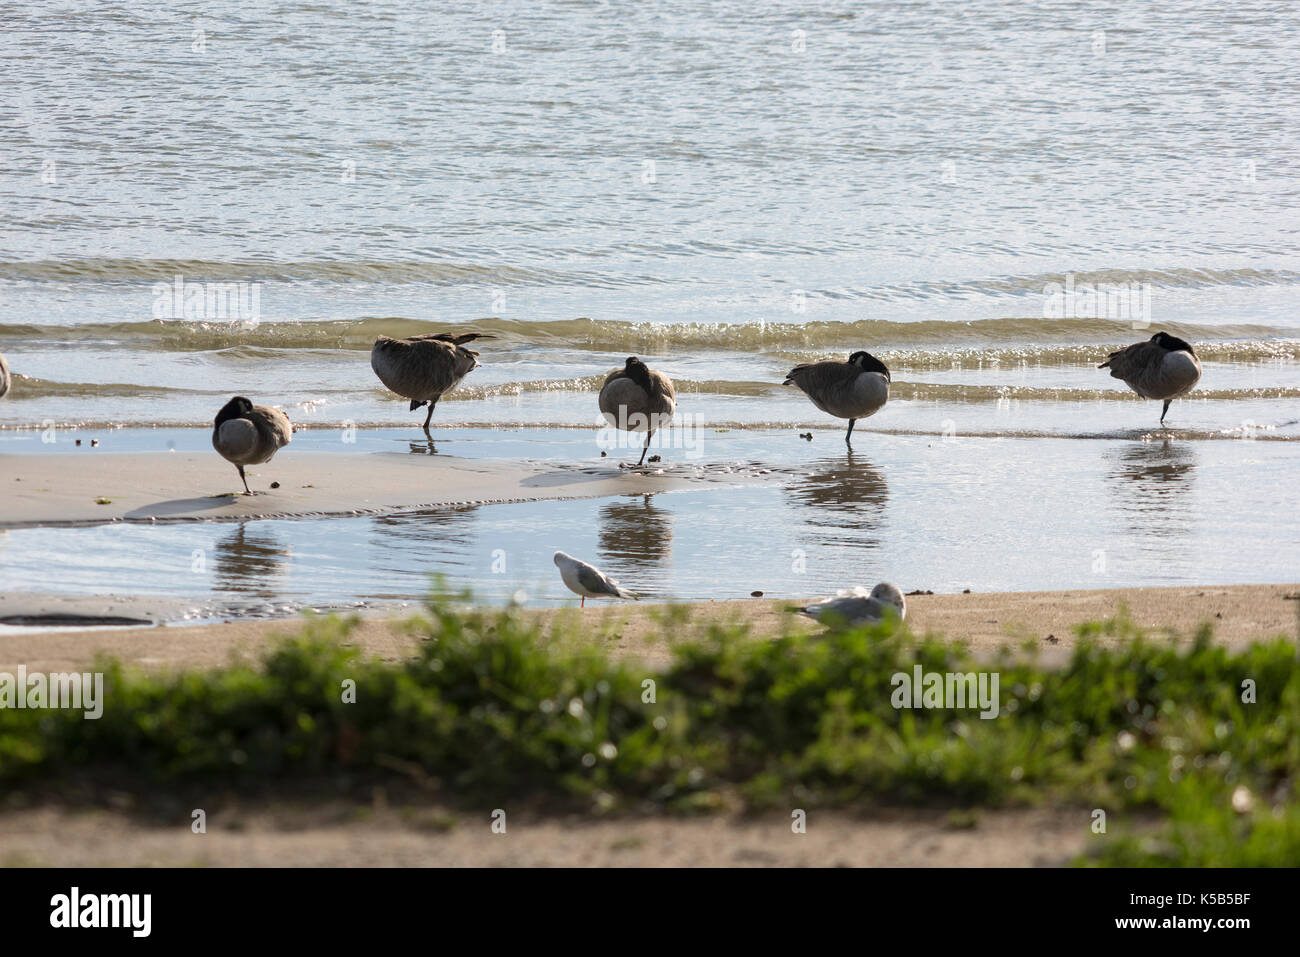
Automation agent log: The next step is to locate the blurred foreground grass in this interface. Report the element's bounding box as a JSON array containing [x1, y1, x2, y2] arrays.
[[1, 596, 1296, 866]]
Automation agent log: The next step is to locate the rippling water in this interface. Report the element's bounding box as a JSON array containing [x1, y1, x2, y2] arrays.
[[1, 0, 1297, 440], [1, 2, 1298, 609]]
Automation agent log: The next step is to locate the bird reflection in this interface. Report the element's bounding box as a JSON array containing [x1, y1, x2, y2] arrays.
[[597, 494, 674, 572], [367, 506, 480, 598], [212, 525, 292, 597], [1105, 440, 1197, 537], [407, 437, 438, 455], [371, 505, 477, 549], [784, 452, 890, 548]]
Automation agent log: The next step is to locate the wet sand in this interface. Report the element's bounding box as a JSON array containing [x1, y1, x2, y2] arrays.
[[0, 450, 743, 528], [2, 583, 1294, 675]]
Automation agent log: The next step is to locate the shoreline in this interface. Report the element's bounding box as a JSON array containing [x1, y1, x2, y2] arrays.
[[2, 583, 1294, 675], [0, 450, 756, 528]]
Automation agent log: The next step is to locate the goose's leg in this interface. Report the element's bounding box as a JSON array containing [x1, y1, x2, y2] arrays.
[[581, 596, 585, 608], [845, 418, 857, 445], [423, 399, 436, 432], [637, 429, 653, 466], [238, 465, 251, 495], [1160, 399, 1171, 426]]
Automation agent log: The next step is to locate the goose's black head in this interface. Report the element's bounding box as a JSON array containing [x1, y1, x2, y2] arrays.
[[1151, 332, 1195, 356], [215, 395, 254, 427], [848, 350, 891, 382], [623, 356, 653, 390]]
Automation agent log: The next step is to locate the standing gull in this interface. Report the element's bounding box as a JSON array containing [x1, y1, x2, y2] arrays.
[[553, 551, 639, 607], [370, 332, 492, 432], [599, 356, 676, 467], [784, 350, 890, 445], [1099, 331, 1201, 426], [0, 352, 9, 399], [796, 583, 907, 628], [212, 396, 292, 494]]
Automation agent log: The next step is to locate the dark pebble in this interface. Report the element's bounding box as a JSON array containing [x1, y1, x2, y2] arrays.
[[750, 590, 764, 598], [270, 481, 280, 489], [962, 588, 972, 594]]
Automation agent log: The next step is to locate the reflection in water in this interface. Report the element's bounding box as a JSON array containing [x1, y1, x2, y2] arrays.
[[785, 454, 890, 549], [407, 438, 438, 455], [597, 495, 674, 574], [212, 524, 292, 597], [367, 506, 480, 596], [1105, 440, 1198, 538]]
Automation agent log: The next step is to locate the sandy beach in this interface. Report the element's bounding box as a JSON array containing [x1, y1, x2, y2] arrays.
[[3, 583, 1294, 674], [0, 450, 742, 528]]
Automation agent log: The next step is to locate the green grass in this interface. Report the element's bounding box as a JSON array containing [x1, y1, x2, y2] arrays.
[[1, 597, 1296, 865]]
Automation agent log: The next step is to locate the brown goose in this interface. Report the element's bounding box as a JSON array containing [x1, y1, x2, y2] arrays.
[[598, 356, 676, 466], [784, 350, 890, 445], [212, 396, 292, 494], [1099, 331, 1202, 425], [370, 332, 492, 431]]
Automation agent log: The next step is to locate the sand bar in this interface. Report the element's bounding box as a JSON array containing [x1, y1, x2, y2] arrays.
[[0, 451, 742, 528]]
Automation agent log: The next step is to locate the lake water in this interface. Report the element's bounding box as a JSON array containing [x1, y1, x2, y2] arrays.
[[1, 1, 1297, 614]]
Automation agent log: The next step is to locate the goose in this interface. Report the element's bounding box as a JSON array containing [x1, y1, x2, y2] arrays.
[[212, 396, 292, 494], [784, 350, 890, 445], [1099, 332, 1202, 425], [370, 332, 492, 431], [598, 356, 676, 466], [796, 582, 907, 628], [0, 352, 9, 398], [553, 550, 639, 607]]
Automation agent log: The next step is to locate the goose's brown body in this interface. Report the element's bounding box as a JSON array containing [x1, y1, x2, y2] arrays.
[[784, 350, 890, 444], [598, 357, 676, 466], [1099, 332, 1201, 424], [212, 396, 292, 494], [370, 332, 490, 429]]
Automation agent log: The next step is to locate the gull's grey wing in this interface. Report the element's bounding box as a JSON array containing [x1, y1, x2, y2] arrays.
[[577, 562, 620, 596], [804, 596, 888, 625]]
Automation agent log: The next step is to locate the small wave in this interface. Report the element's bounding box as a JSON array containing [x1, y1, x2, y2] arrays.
[[848, 266, 1300, 302], [5, 419, 1298, 442], [1, 376, 192, 398], [4, 315, 1297, 356], [0, 256, 658, 288], [1, 258, 1296, 299]]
